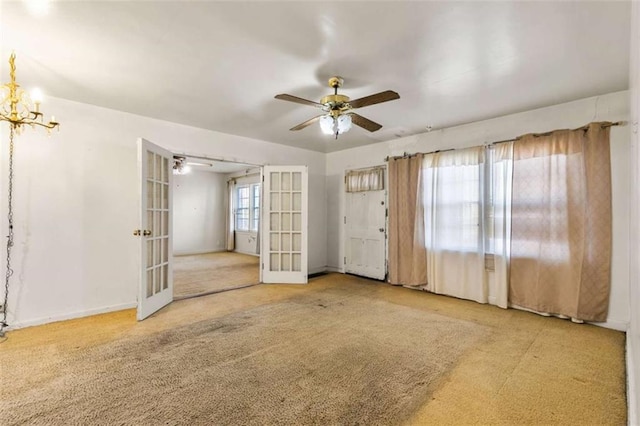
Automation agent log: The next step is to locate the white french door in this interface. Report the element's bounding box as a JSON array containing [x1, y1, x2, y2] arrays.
[[137, 138, 173, 320], [261, 166, 308, 284], [345, 190, 387, 280]]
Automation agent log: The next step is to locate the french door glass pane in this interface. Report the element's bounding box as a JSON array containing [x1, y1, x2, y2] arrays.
[[268, 170, 303, 272]]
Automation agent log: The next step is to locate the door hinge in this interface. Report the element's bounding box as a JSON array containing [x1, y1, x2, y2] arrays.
[[344, 257, 346, 265], [344, 216, 346, 224], [262, 262, 265, 270]]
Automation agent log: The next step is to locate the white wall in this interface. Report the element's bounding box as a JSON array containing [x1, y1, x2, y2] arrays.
[[627, 2, 640, 424], [326, 91, 630, 331], [173, 170, 227, 255], [0, 97, 326, 328]]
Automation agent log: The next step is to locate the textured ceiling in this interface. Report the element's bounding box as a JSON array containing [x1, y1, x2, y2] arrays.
[[1, 1, 630, 153]]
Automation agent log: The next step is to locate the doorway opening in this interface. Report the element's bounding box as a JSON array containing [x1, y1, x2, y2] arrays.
[[172, 155, 262, 300]]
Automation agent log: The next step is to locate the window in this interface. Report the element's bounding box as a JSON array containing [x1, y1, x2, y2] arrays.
[[252, 184, 260, 232], [235, 183, 260, 232], [423, 149, 484, 253], [236, 186, 250, 231]]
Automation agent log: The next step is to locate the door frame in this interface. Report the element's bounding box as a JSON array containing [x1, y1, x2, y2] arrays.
[[167, 152, 265, 288]]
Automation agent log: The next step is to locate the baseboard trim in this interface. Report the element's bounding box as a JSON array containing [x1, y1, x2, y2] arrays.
[[588, 319, 628, 332], [628, 332, 638, 426], [309, 266, 328, 275], [233, 250, 260, 257], [325, 266, 344, 274], [9, 302, 137, 330], [173, 249, 227, 256]]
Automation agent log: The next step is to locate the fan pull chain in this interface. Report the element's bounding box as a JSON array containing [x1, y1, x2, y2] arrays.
[[1, 126, 15, 338]]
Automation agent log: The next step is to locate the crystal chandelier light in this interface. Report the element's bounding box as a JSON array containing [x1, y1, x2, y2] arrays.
[[1, 52, 59, 132], [0, 52, 60, 338]]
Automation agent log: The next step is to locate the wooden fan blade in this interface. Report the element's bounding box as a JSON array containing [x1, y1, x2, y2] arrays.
[[290, 115, 323, 131], [351, 113, 383, 132], [275, 94, 324, 109], [348, 90, 400, 109]]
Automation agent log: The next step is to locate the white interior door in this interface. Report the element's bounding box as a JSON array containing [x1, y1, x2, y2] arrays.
[[345, 190, 387, 280], [137, 138, 173, 320], [261, 166, 308, 284]]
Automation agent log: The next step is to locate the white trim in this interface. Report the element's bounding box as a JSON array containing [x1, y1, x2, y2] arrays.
[[628, 332, 638, 426], [308, 266, 327, 275], [8, 302, 137, 330], [588, 319, 629, 332], [234, 250, 260, 257], [173, 249, 228, 256]]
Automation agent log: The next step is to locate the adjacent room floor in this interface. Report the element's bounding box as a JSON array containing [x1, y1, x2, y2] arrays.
[[0, 273, 626, 425], [173, 251, 259, 299]]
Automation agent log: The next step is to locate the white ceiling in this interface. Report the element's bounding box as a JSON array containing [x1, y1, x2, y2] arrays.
[[1, 1, 630, 153]]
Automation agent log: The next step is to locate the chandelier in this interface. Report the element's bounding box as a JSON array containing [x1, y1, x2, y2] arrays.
[[1, 53, 59, 132], [0, 53, 59, 338]]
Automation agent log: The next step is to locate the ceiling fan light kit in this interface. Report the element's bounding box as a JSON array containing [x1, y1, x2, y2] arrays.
[[173, 156, 191, 175], [275, 76, 400, 139]]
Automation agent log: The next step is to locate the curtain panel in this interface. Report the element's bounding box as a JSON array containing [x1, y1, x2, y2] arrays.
[[387, 155, 427, 286], [346, 167, 385, 192], [509, 123, 612, 321], [489, 142, 514, 309], [422, 147, 489, 303]]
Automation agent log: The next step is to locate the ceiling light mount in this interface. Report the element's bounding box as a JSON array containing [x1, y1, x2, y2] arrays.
[[328, 76, 344, 90]]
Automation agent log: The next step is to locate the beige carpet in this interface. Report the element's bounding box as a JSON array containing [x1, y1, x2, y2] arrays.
[[1, 278, 485, 425], [0, 274, 627, 425], [173, 251, 259, 299]]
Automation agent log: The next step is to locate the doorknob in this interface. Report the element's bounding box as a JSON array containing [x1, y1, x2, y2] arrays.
[[133, 229, 141, 236], [143, 230, 152, 237], [379, 228, 385, 233]]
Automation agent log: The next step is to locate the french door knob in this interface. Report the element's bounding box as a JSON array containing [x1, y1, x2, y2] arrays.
[[143, 230, 152, 237], [379, 228, 385, 232]]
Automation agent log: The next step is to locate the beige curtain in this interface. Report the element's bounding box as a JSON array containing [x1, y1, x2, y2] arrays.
[[346, 167, 385, 192], [509, 123, 612, 321], [388, 155, 427, 286]]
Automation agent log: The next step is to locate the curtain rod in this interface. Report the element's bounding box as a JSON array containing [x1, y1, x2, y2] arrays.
[[384, 149, 453, 162], [490, 121, 624, 145], [346, 164, 387, 172], [384, 121, 624, 161]]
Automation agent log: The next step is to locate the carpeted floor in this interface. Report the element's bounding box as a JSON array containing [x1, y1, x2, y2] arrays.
[[173, 251, 259, 299], [0, 273, 627, 425]]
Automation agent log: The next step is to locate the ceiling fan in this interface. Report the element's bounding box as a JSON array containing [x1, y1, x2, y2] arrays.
[[274, 76, 400, 138]]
